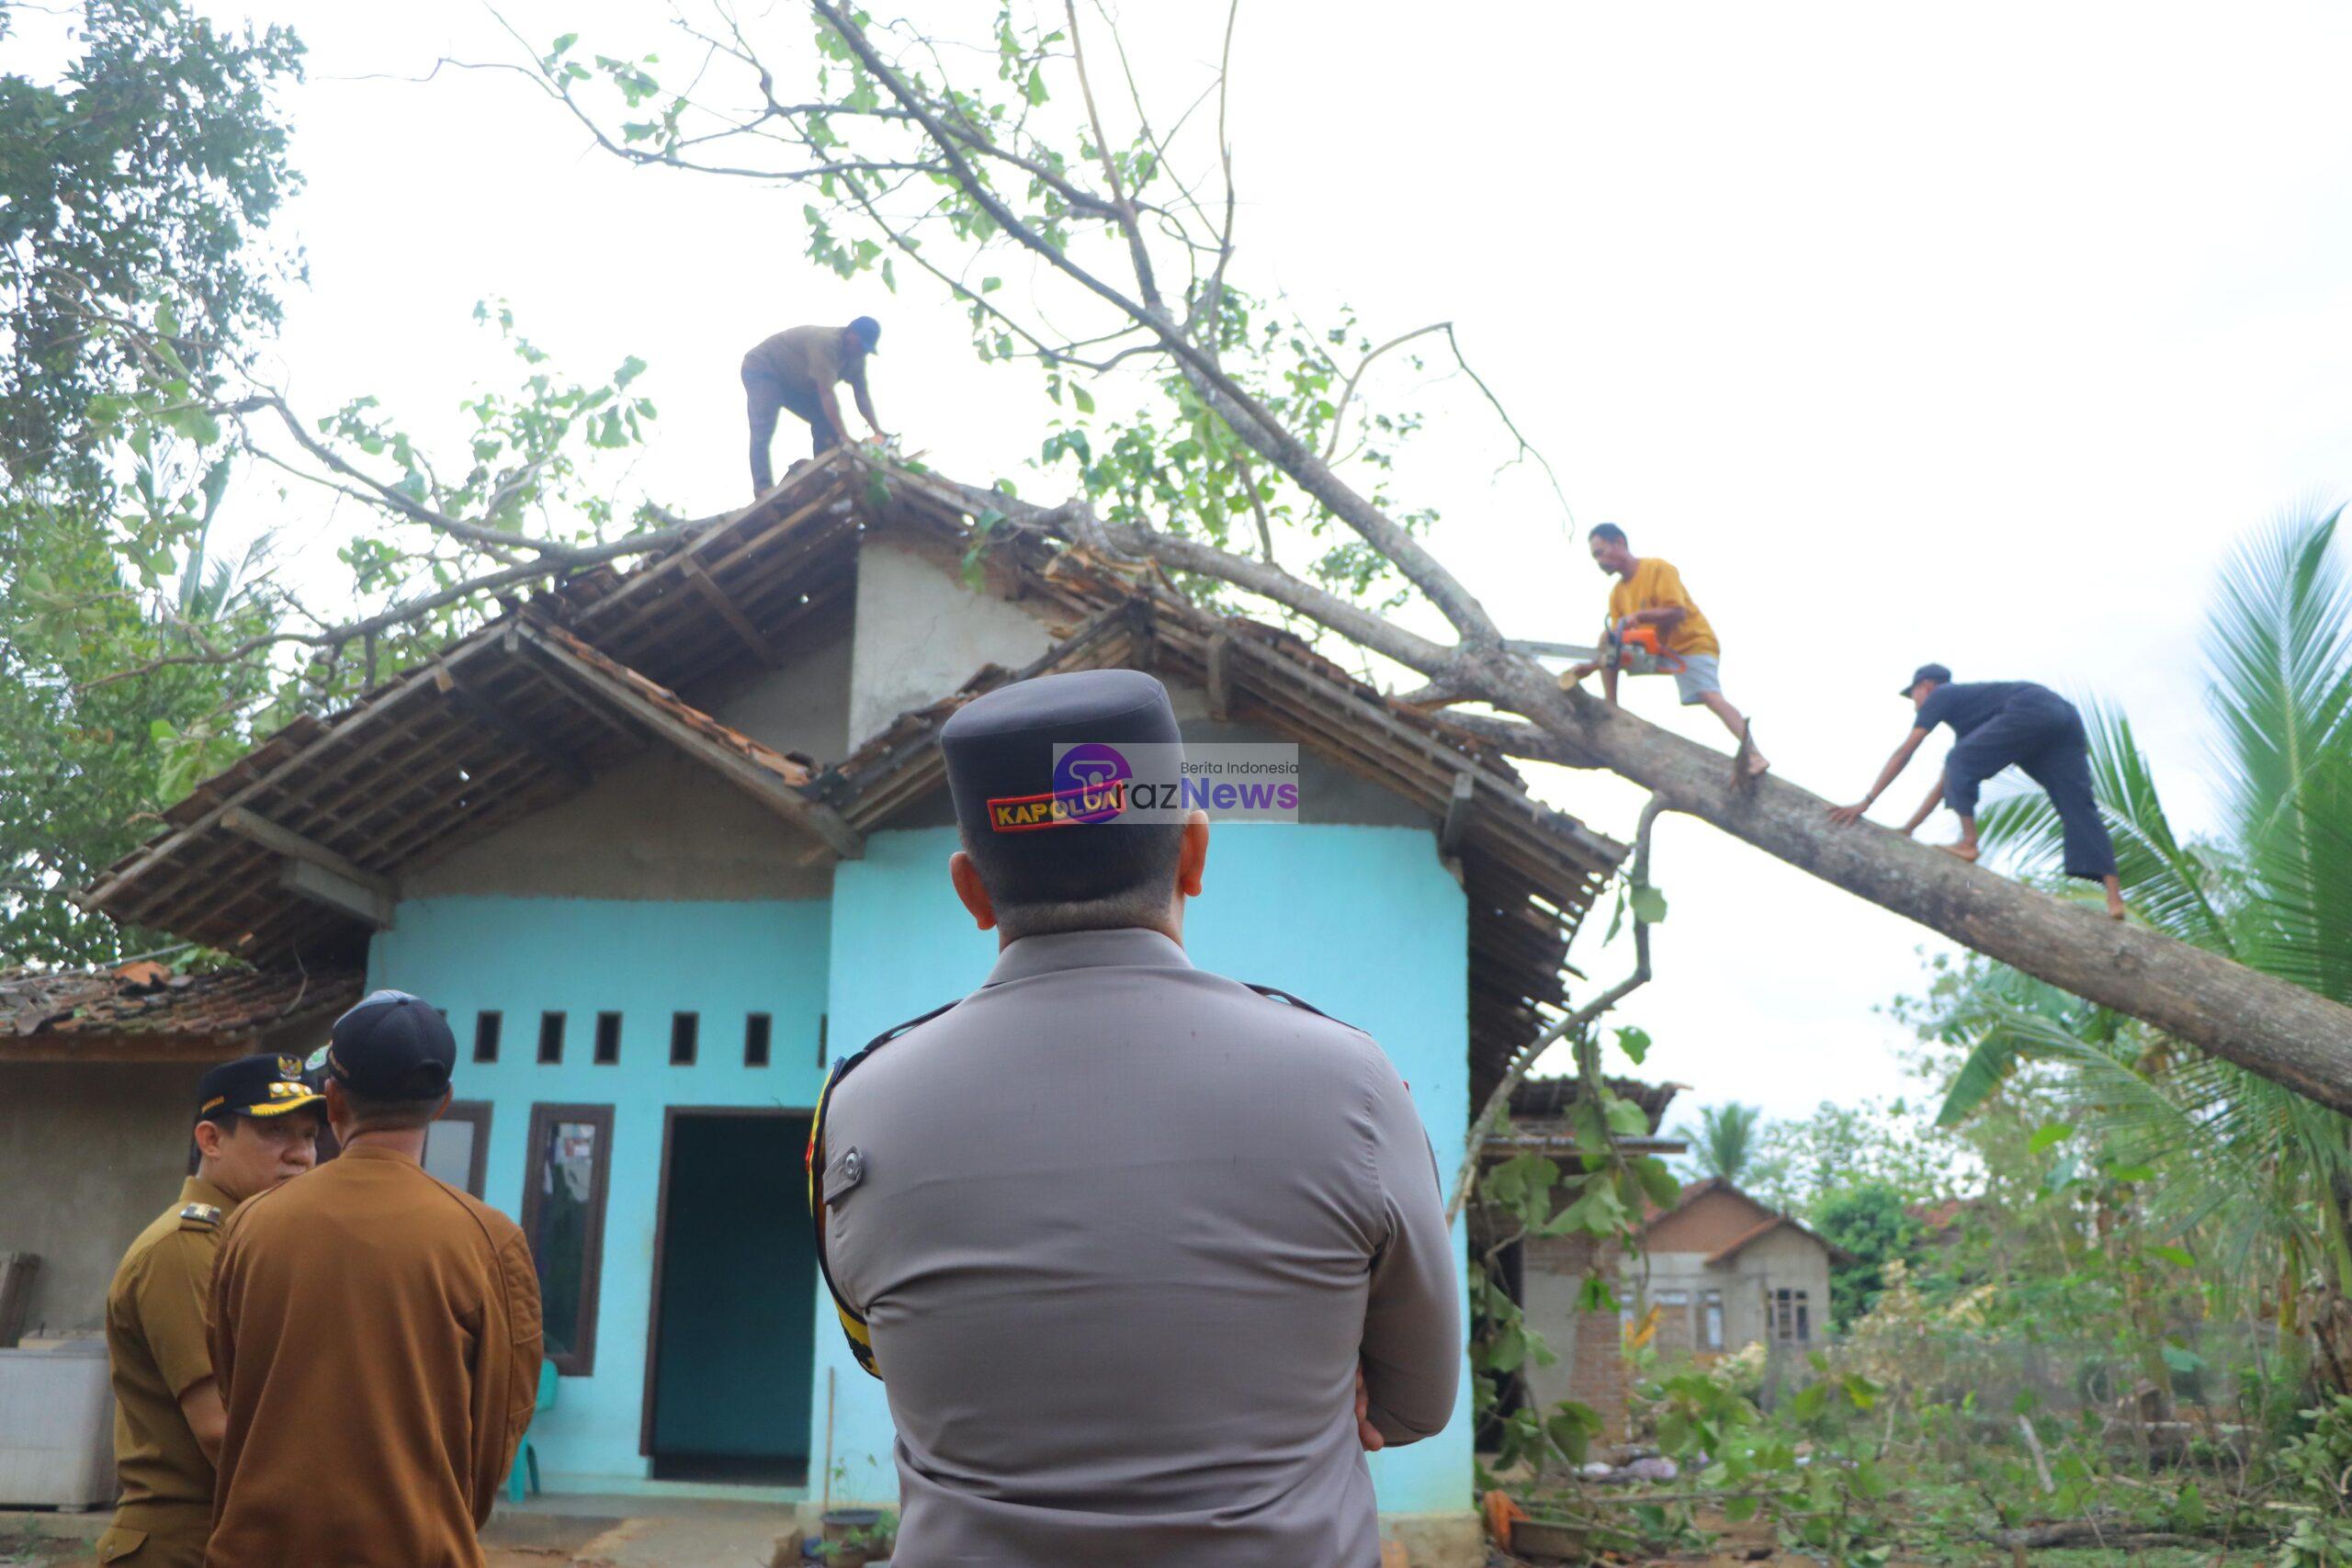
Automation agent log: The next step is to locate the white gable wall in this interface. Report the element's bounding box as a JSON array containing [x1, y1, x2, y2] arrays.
[[847, 532, 1056, 749]]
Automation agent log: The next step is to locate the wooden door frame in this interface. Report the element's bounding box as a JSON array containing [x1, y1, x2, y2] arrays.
[[432, 1100, 493, 1196], [519, 1102, 616, 1376], [639, 1104, 812, 1458]]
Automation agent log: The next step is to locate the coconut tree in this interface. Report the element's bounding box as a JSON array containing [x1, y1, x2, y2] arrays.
[[1674, 1102, 1763, 1186], [1939, 504, 2352, 1389]]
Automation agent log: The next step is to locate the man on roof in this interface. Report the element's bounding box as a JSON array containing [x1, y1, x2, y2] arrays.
[[742, 317, 888, 495], [1561, 522, 1769, 779]]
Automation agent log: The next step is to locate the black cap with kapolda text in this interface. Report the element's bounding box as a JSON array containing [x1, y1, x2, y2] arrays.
[[940, 669, 1182, 906], [318, 989, 457, 1100]]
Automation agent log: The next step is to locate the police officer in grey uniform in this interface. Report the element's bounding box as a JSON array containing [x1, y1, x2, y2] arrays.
[[809, 668, 1460, 1568]]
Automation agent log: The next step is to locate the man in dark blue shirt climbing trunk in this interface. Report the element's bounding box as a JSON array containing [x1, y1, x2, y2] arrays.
[[1826, 663, 2127, 920]]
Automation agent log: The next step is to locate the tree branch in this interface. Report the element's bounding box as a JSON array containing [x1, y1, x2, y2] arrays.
[[1322, 321, 1447, 463], [808, 0, 1499, 644], [1446, 796, 1664, 1224], [881, 462, 1458, 677]]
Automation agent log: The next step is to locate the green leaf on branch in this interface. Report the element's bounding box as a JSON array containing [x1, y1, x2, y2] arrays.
[[2026, 1121, 2073, 1156], [1634, 1155, 1683, 1212], [1629, 883, 1668, 923], [1604, 1096, 1651, 1137]]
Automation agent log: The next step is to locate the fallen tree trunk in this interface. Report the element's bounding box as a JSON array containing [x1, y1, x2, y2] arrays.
[[1983, 1521, 2199, 1550], [1471, 688, 2352, 1118], [904, 458, 2352, 1118]]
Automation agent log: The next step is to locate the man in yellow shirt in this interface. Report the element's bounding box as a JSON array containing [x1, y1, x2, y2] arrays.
[[1563, 523, 1768, 779]]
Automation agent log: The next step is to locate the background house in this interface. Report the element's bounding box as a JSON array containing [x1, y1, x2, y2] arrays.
[[1476, 1075, 1683, 1441], [1629, 1178, 1846, 1359], [0, 964, 360, 1343], [1, 454, 1626, 1557]]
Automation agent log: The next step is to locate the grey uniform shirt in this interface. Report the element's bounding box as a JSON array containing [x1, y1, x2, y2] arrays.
[[821, 927, 1461, 1568]]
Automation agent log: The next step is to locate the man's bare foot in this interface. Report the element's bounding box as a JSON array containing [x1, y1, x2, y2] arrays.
[[2107, 894, 2128, 920], [1937, 841, 1980, 863], [1730, 721, 1769, 788]]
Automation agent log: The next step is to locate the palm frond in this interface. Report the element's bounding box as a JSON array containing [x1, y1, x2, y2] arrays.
[[1977, 700, 2233, 952], [2203, 505, 2352, 1001], [1959, 1005, 2315, 1265]]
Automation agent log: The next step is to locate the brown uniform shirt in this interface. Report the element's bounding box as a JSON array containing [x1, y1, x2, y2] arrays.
[[104, 1176, 236, 1555], [205, 1145, 543, 1568], [742, 323, 869, 400]]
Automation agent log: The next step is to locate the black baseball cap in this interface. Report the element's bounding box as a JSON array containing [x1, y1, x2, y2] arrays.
[[320, 989, 456, 1100], [941, 669, 1183, 905], [1901, 662, 1951, 694], [849, 315, 881, 354], [197, 1053, 325, 1125]]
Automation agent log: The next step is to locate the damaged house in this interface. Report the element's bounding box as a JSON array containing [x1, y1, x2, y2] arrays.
[[0, 455, 1626, 1548]]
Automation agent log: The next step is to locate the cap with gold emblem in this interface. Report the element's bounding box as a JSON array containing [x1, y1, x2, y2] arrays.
[[195, 1052, 327, 1125]]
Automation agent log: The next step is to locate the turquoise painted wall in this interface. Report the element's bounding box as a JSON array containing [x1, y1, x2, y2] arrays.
[[368, 897, 833, 1488], [372, 821, 1476, 1515], [821, 823, 1476, 1517]]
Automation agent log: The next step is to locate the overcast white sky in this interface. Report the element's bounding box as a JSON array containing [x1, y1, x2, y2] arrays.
[[74, 3, 2352, 1122]]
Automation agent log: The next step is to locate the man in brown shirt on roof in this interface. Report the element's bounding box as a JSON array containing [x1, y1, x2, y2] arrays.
[[101, 1055, 324, 1568], [742, 316, 885, 494], [206, 992, 542, 1568]]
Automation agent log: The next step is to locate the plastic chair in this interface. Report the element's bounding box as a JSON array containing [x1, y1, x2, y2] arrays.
[[505, 1362, 560, 1504]]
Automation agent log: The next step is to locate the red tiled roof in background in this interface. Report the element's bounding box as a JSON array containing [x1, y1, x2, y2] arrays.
[[0, 963, 361, 1058]]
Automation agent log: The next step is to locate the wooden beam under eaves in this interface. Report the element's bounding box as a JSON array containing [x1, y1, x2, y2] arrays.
[[1439, 771, 1476, 858], [220, 807, 399, 905], [512, 623, 864, 862], [0, 1030, 296, 1065], [278, 858, 396, 930], [1205, 632, 1235, 722]]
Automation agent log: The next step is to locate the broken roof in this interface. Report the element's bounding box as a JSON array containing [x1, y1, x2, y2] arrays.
[[0, 963, 361, 1061], [78, 452, 1627, 1094]]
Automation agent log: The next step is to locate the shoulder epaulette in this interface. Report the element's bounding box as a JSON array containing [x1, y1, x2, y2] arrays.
[[807, 998, 959, 1381], [176, 1203, 222, 1230], [1243, 982, 1366, 1035]]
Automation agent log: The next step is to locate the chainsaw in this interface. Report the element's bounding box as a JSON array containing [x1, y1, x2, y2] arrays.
[[1508, 623, 1686, 677]]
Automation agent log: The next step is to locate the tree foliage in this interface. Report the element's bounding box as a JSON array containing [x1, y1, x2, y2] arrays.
[[1814, 1181, 1921, 1332], [0, 0, 302, 964], [0, 0, 302, 491], [1932, 507, 2352, 1380], [1673, 1100, 1763, 1185]]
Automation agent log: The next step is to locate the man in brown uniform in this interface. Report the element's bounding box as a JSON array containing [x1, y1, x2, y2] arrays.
[[809, 670, 1461, 1567], [741, 316, 884, 493], [206, 992, 542, 1568], [100, 1055, 324, 1568]]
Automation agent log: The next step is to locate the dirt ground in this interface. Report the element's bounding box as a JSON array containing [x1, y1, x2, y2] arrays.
[[0, 1513, 765, 1568]]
